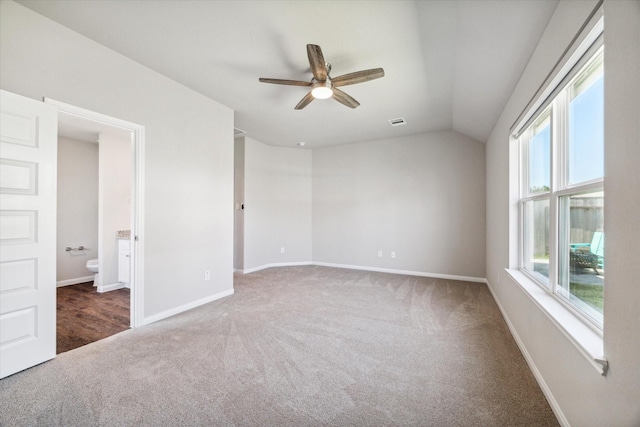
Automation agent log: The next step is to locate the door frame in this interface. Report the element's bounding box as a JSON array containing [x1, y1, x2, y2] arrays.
[[45, 98, 145, 328]]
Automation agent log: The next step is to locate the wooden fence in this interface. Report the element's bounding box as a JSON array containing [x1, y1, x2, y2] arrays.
[[533, 196, 604, 257]]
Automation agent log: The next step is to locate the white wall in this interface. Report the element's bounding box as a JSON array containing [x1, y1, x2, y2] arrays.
[[239, 131, 486, 281], [485, 1, 640, 425], [603, 1, 640, 424], [313, 131, 485, 280], [243, 137, 312, 271], [233, 138, 245, 271], [56, 137, 98, 284], [0, 1, 234, 320], [98, 132, 131, 287]]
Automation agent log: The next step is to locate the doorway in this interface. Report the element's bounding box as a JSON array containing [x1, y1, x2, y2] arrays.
[[55, 112, 132, 352], [47, 99, 145, 335]]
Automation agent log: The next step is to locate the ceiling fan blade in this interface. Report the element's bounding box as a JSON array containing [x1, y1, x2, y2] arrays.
[[294, 91, 315, 110], [332, 88, 360, 109], [332, 68, 385, 87], [259, 78, 312, 87], [307, 44, 327, 81]]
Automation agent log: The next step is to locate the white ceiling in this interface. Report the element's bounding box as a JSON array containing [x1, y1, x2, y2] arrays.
[[18, 0, 558, 148]]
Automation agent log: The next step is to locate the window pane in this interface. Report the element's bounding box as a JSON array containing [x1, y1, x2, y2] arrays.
[[523, 198, 550, 285], [558, 191, 604, 324], [568, 50, 604, 184], [528, 113, 551, 194]]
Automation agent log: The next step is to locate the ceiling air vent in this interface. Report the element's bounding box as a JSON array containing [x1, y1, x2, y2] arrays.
[[234, 127, 246, 138], [388, 117, 406, 127]]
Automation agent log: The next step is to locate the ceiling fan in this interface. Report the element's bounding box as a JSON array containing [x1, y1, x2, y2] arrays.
[[259, 44, 384, 110]]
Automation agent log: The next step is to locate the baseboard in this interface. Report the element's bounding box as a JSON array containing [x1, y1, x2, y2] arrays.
[[485, 279, 568, 427], [312, 262, 487, 283], [97, 282, 127, 293], [241, 261, 313, 274], [240, 261, 486, 283], [141, 288, 235, 326], [56, 276, 94, 287]]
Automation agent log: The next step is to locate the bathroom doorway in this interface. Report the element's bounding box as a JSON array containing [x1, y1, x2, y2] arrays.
[[49, 99, 144, 352]]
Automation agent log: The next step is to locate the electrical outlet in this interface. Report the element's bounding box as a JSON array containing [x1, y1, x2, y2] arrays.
[[391, 251, 396, 259], [378, 250, 383, 258], [281, 247, 285, 253], [204, 271, 211, 281]]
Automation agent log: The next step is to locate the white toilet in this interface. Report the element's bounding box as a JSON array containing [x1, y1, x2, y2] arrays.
[[86, 258, 99, 286]]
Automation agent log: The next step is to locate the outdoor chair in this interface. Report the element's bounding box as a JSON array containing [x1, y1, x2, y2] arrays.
[[570, 249, 600, 274], [569, 231, 604, 275]]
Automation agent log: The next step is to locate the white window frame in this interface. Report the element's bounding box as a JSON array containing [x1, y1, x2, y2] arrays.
[[507, 10, 608, 376], [519, 109, 553, 288], [518, 43, 604, 329]]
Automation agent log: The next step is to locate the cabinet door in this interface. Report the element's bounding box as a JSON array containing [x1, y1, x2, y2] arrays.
[[118, 250, 130, 284]]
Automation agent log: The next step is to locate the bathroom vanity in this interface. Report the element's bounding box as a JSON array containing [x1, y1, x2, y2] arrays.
[[118, 236, 131, 285]]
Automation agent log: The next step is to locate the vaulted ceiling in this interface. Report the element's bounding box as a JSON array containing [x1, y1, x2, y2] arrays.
[[18, 0, 558, 148]]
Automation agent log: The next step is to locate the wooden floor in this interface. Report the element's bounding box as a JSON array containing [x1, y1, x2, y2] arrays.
[[56, 282, 130, 354]]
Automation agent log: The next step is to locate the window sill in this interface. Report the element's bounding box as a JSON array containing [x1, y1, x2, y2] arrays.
[[505, 268, 607, 375]]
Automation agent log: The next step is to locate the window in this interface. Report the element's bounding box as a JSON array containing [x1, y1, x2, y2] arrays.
[[518, 45, 604, 327]]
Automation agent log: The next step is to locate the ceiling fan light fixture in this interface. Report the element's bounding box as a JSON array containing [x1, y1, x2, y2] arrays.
[[311, 80, 333, 99]]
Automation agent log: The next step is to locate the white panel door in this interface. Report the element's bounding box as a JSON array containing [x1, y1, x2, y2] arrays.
[[0, 90, 57, 378]]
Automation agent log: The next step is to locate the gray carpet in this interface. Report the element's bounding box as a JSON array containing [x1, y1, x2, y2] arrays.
[[0, 266, 558, 426]]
